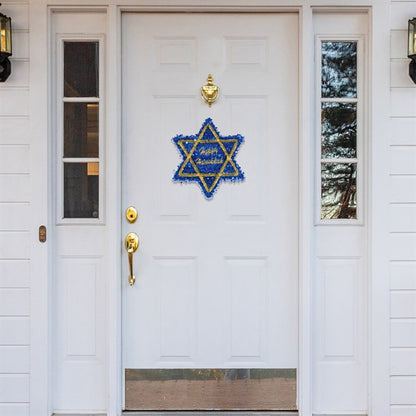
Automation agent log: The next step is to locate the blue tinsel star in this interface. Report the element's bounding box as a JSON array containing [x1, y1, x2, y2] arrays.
[[172, 118, 245, 199]]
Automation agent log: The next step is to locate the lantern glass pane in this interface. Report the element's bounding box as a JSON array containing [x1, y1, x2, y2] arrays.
[[0, 16, 11, 54], [409, 20, 416, 56], [6, 19, 11, 54]]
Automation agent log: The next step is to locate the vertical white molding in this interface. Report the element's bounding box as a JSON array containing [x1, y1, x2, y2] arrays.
[[369, 2, 391, 416], [298, 4, 313, 416], [29, 0, 50, 415], [106, 4, 122, 415]]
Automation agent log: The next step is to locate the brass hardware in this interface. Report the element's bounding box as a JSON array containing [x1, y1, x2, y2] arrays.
[[201, 74, 219, 107], [39, 225, 47, 243], [126, 206, 138, 223], [125, 232, 140, 286]]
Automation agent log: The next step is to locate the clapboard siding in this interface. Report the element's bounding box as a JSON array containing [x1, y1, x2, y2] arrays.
[[390, 406, 416, 416], [0, 260, 30, 287], [0, 346, 30, 373], [391, 30, 407, 59], [390, 4, 416, 414], [0, 4, 28, 31], [0, 1, 31, 411], [0, 89, 29, 116], [5, 60, 29, 86], [0, 404, 29, 416], [391, 321, 416, 347], [391, 377, 416, 405], [11, 32, 29, 60], [391, 349, 416, 375], [391, 59, 413, 88], [0, 232, 30, 259], [0, 175, 30, 202], [0, 203, 30, 231], [0, 117, 30, 144], [0, 289, 30, 316], [390, 118, 416, 145], [391, 89, 416, 117], [390, 234, 416, 260], [389, 205, 416, 232], [0, 317, 30, 345], [390, 147, 416, 174], [390, 176, 416, 203], [390, 262, 416, 290], [0, 374, 29, 402], [0, 145, 29, 174], [391, 3, 416, 30]]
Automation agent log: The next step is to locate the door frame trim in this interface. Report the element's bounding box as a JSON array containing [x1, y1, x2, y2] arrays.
[[108, 4, 311, 415]]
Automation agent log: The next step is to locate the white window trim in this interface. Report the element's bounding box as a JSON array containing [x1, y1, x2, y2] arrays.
[[315, 34, 366, 225], [54, 34, 106, 225]]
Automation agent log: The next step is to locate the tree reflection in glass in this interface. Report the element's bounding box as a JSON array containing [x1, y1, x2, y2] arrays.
[[321, 102, 356, 159], [321, 163, 357, 219], [322, 42, 357, 98]]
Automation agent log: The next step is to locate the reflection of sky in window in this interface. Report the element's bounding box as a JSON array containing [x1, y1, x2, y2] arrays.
[[321, 102, 356, 159], [321, 42, 357, 98]]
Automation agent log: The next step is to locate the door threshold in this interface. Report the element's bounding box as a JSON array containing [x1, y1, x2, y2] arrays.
[[122, 412, 298, 415]]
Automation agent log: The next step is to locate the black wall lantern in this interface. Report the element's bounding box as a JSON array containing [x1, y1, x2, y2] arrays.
[[0, 4, 12, 82]]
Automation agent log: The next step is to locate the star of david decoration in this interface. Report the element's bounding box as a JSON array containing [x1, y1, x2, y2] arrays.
[[172, 118, 245, 199]]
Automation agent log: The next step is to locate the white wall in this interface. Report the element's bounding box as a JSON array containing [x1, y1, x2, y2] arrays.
[[389, 3, 416, 416], [0, 1, 31, 415]]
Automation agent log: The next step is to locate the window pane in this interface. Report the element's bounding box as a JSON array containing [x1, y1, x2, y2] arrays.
[[321, 163, 357, 220], [321, 41, 357, 98], [64, 102, 99, 158], [64, 42, 99, 97], [321, 102, 356, 159], [64, 163, 99, 218]]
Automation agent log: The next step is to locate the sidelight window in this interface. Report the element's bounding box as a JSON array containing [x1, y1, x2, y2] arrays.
[[58, 40, 103, 221], [318, 39, 363, 222]]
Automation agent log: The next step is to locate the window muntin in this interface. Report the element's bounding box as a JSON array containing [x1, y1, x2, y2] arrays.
[[59, 40, 102, 221], [319, 39, 361, 221]]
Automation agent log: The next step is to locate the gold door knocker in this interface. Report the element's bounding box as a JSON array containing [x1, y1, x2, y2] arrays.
[[201, 74, 219, 107]]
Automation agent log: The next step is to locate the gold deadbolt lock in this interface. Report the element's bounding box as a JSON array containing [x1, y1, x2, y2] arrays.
[[126, 206, 138, 223]]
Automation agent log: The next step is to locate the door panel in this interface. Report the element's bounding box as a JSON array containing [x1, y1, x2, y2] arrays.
[[122, 12, 298, 410]]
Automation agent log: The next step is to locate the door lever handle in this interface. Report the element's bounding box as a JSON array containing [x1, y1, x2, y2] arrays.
[[125, 232, 140, 286]]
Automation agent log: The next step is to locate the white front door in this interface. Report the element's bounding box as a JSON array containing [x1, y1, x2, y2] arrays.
[[121, 12, 299, 411]]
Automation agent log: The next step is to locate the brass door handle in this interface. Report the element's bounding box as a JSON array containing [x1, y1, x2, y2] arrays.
[[125, 232, 140, 286]]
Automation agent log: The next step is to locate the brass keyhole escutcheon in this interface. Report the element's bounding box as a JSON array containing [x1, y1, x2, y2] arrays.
[[126, 206, 138, 223]]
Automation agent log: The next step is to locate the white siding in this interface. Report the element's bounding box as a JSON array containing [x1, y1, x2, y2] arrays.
[[0, 1, 30, 414], [390, 2, 416, 414]]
